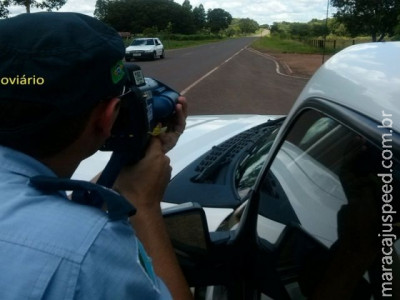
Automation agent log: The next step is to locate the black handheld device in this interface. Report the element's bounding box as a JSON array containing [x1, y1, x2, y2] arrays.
[[97, 64, 180, 188], [34, 63, 179, 215]]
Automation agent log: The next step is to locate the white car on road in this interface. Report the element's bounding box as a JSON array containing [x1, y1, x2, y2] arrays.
[[125, 37, 165, 61]]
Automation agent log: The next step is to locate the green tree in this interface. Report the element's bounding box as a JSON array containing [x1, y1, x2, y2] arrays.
[[97, 0, 195, 34], [207, 8, 232, 33], [181, 0, 192, 11], [94, 0, 109, 20], [0, 0, 66, 16], [0, 1, 9, 18], [328, 17, 349, 36], [394, 14, 400, 39], [143, 25, 158, 36], [289, 22, 310, 38], [193, 4, 206, 31], [270, 21, 291, 38], [225, 27, 236, 37], [97, 0, 130, 31], [238, 18, 259, 34], [171, 3, 195, 34], [331, 0, 400, 41], [308, 19, 328, 37]]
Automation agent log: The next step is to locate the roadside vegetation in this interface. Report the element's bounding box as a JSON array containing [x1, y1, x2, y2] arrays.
[[107, 0, 399, 55], [123, 33, 227, 50], [161, 37, 226, 50], [252, 36, 327, 54], [2, 0, 398, 54], [94, 0, 237, 35], [254, 19, 378, 55]]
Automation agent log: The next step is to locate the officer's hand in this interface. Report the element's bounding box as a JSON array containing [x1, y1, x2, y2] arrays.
[[159, 96, 187, 153], [113, 138, 171, 210]]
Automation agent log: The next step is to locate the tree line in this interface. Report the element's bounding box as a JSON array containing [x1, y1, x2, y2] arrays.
[[95, 0, 243, 35], [94, 0, 399, 41], [0, 0, 259, 35], [0, 0, 66, 17], [1, 0, 399, 42], [332, 0, 400, 42], [271, 0, 400, 42]]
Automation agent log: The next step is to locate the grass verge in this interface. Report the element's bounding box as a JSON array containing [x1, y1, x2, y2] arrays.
[[251, 36, 336, 54], [162, 38, 226, 49], [123, 35, 228, 49]]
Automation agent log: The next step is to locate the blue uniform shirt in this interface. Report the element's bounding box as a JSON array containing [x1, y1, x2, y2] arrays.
[[0, 146, 172, 299]]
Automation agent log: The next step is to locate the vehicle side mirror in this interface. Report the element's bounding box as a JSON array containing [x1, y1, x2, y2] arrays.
[[163, 202, 211, 256]]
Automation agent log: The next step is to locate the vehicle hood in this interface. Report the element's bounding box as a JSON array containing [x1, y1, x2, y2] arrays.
[[126, 45, 155, 52], [73, 115, 276, 181], [167, 114, 276, 177], [72, 114, 278, 231]]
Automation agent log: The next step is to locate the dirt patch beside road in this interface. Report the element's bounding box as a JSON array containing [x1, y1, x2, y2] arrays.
[[262, 52, 332, 78]]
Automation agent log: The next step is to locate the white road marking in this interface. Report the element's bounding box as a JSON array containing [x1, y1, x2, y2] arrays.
[[246, 48, 310, 80], [181, 46, 309, 95], [181, 46, 247, 95]]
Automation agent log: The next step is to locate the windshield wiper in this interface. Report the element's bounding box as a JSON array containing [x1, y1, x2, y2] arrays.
[[192, 118, 284, 183], [191, 141, 241, 183]]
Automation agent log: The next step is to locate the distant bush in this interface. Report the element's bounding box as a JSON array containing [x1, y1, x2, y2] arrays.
[[123, 33, 227, 49], [252, 36, 327, 54], [163, 34, 224, 41]]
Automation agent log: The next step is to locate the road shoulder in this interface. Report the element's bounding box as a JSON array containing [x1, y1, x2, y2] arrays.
[[253, 50, 332, 78]]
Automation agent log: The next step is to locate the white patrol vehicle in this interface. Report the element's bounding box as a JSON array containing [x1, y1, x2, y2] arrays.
[[75, 42, 400, 299]]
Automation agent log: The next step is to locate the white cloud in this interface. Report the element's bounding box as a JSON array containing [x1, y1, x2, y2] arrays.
[[8, 0, 333, 25]]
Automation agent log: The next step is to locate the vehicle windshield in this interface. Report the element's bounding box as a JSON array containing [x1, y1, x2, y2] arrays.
[[235, 126, 280, 200], [257, 109, 400, 246], [255, 111, 400, 300], [131, 39, 154, 46]]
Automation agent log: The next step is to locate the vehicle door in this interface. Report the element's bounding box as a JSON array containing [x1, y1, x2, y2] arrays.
[[252, 101, 400, 299], [165, 100, 399, 300], [154, 38, 163, 56]]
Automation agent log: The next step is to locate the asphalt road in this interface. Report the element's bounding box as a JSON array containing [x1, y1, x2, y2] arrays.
[[129, 37, 309, 115]]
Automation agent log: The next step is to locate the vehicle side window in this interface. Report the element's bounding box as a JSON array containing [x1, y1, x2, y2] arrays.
[[257, 109, 399, 299]]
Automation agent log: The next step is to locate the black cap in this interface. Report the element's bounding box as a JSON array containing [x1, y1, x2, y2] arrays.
[[0, 12, 127, 116]]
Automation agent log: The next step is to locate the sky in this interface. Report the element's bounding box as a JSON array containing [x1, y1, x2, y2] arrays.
[[7, 0, 334, 25]]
